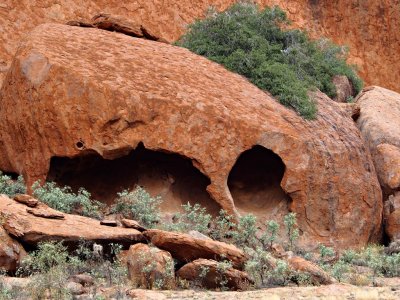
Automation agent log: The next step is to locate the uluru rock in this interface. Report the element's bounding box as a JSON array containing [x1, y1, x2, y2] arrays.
[[0, 1, 399, 92], [143, 230, 247, 269], [355, 86, 400, 196], [177, 259, 252, 290], [0, 24, 382, 250], [0, 195, 144, 245]]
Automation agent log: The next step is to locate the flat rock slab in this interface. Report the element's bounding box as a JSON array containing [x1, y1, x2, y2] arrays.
[[0, 195, 144, 245], [143, 229, 247, 269]]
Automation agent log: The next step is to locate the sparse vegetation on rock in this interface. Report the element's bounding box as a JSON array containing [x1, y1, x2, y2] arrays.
[[177, 3, 363, 119]]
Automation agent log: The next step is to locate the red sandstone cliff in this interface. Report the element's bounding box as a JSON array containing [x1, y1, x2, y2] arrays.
[[0, 0, 399, 92]]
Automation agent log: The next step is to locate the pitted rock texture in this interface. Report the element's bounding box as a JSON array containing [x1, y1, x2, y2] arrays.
[[0, 24, 382, 250], [0, 0, 399, 92], [355, 87, 400, 195]]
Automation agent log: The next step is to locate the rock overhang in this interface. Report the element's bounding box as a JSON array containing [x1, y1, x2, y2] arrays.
[[0, 23, 382, 249]]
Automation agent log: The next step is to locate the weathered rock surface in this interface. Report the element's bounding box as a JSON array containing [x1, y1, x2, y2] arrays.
[[355, 86, 400, 240], [13, 194, 38, 207], [0, 1, 398, 92], [0, 195, 144, 245], [177, 259, 252, 290], [0, 226, 26, 273], [0, 24, 382, 250], [126, 243, 175, 289], [144, 230, 248, 269], [288, 256, 336, 285], [121, 219, 147, 232], [332, 75, 355, 103], [356, 87, 400, 193], [386, 193, 400, 241]]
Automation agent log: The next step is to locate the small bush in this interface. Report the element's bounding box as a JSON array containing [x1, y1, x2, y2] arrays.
[[284, 213, 299, 251], [111, 187, 162, 228], [19, 242, 76, 300], [0, 172, 26, 197], [32, 182, 102, 218], [164, 202, 212, 234], [177, 3, 363, 119]]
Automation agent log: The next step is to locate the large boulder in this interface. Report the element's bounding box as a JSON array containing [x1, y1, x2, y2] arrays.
[[0, 1, 399, 93], [287, 256, 336, 285], [0, 24, 382, 249], [355, 86, 400, 240], [0, 195, 144, 245], [355, 86, 400, 194], [0, 226, 26, 273], [126, 243, 175, 289], [143, 230, 247, 269], [177, 259, 252, 290]]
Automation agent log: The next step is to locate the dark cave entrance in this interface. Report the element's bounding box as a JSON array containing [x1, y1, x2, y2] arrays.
[[46, 144, 221, 215], [227, 145, 290, 220]]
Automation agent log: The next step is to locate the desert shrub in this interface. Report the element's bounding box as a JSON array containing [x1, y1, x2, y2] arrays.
[[164, 202, 212, 234], [232, 214, 258, 248], [330, 260, 349, 282], [32, 182, 102, 218], [111, 187, 162, 228], [18, 242, 78, 300], [284, 213, 299, 251], [260, 220, 280, 249], [0, 172, 26, 197], [177, 2, 363, 119], [209, 209, 236, 242]]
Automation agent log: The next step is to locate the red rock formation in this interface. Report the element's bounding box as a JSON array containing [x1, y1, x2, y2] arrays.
[[0, 24, 382, 249], [0, 195, 144, 245], [177, 259, 252, 290], [0, 0, 398, 92], [355, 86, 400, 241]]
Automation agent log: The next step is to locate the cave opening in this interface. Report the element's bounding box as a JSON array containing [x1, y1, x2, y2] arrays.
[[46, 144, 221, 215], [227, 145, 290, 220]]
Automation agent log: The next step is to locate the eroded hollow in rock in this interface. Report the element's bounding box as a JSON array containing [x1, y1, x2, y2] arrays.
[[46, 144, 221, 215], [228, 145, 290, 220]]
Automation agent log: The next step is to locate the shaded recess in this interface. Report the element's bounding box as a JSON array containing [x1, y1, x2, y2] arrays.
[[228, 145, 290, 220], [46, 144, 221, 214]]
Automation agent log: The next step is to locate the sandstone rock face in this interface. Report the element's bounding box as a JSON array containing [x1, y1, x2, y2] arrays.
[[0, 24, 382, 249], [0, 0, 398, 92], [385, 193, 400, 241], [0, 195, 144, 245], [126, 243, 175, 289], [0, 226, 26, 273], [332, 75, 355, 103], [143, 230, 247, 269], [177, 259, 252, 290], [355, 87, 400, 236]]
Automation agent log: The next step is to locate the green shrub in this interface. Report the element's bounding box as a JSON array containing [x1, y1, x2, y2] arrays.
[[19, 242, 77, 300], [32, 182, 102, 218], [111, 187, 162, 228], [177, 3, 363, 119], [284, 213, 299, 251], [209, 209, 236, 242], [164, 202, 212, 234], [261, 220, 280, 249], [232, 214, 258, 248], [0, 172, 26, 197]]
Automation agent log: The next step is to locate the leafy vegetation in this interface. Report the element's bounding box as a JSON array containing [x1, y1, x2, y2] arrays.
[[111, 187, 162, 228], [32, 182, 102, 219], [177, 2, 363, 119], [0, 172, 26, 197]]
